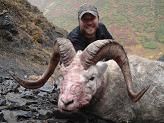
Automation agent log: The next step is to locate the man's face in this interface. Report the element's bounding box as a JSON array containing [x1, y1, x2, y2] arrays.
[[79, 13, 99, 37]]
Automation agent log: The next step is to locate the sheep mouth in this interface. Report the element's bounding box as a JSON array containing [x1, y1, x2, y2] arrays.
[[61, 108, 79, 113], [62, 109, 72, 112]]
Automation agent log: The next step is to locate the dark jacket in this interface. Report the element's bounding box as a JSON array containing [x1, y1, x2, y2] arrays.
[[67, 23, 113, 51]]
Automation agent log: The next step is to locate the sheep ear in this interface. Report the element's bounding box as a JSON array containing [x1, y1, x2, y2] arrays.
[[96, 61, 108, 75]]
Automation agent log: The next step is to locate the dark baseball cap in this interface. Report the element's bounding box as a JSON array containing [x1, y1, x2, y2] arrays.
[[78, 4, 99, 20]]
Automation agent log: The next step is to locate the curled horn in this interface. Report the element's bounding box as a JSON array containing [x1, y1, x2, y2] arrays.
[[57, 38, 76, 66], [9, 38, 76, 89], [80, 39, 150, 102]]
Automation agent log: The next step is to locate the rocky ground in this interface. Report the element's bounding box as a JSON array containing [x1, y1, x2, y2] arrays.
[[0, 74, 58, 123], [0, 74, 114, 123]]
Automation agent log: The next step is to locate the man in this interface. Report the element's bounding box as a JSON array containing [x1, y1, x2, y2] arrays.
[[67, 4, 114, 51]]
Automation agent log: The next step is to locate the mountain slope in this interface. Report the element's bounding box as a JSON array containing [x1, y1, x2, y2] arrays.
[[0, 0, 66, 76]]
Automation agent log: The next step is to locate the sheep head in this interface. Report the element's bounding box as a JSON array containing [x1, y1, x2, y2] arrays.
[[10, 38, 150, 112], [58, 51, 107, 111]]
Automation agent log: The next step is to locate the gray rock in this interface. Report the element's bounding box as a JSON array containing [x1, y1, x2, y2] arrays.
[[37, 91, 48, 97], [0, 78, 19, 95], [46, 119, 68, 123], [5, 93, 37, 111], [2, 110, 32, 122], [0, 96, 6, 106], [0, 11, 18, 34], [0, 76, 4, 83], [17, 111, 33, 121], [6, 93, 27, 108], [37, 109, 53, 120], [20, 91, 36, 99], [0, 111, 6, 122], [158, 55, 164, 62], [18, 86, 26, 93], [39, 81, 55, 93]]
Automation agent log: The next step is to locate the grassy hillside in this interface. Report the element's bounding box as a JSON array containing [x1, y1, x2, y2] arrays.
[[0, 0, 66, 75], [28, 0, 164, 59]]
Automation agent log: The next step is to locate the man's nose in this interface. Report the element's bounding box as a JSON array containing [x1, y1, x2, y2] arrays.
[[61, 98, 74, 107], [86, 21, 93, 25]]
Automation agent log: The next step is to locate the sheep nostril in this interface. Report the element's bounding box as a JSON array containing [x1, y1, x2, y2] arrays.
[[61, 98, 74, 106]]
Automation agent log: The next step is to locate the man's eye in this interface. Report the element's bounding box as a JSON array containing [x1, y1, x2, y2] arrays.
[[89, 76, 95, 81]]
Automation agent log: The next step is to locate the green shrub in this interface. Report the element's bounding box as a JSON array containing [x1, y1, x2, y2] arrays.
[[156, 23, 164, 43], [143, 41, 157, 49]]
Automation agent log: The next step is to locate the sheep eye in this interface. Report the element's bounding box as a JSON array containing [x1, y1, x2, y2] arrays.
[[89, 76, 95, 81], [58, 75, 64, 81]]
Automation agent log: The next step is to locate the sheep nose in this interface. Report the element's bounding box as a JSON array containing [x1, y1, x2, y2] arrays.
[[61, 98, 74, 107]]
